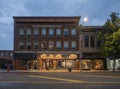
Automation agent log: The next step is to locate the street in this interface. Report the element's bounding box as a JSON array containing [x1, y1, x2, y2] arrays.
[[0, 71, 120, 89]]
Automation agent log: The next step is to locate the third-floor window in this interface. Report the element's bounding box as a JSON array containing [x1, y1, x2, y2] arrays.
[[34, 28, 39, 37], [71, 29, 76, 37], [56, 28, 61, 37], [41, 28, 46, 37], [49, 28, 54, 38], [26, 28, 31, 37], [19, 29, 24, 37], [64, 28, 69, 37]]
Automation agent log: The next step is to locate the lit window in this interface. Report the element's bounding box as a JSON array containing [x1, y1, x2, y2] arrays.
[[49, 41, 54, 50]]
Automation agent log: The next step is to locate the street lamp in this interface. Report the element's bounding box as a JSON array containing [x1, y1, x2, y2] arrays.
[[79, 17, 88, 72]]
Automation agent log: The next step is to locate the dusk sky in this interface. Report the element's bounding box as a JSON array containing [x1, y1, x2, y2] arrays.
[[0, 0, 120, 50]]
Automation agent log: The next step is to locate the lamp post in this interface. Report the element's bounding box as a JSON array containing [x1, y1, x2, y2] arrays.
[[79, 17, 88, 72]]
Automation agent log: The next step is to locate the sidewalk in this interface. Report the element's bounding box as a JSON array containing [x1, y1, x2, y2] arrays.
[[0, 69, 115, 73]]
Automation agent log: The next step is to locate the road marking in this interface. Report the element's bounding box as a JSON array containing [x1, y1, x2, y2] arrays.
[[0, 81, 120, 84], [77, 75, 120, 78], [27, 75, 86, 83]]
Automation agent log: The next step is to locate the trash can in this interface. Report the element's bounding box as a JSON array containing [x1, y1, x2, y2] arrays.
[[68, 68, 72, 72]]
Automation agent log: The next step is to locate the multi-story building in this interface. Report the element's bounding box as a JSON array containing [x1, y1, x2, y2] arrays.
[[0, 50, 13, 69], [13, 16, 80, 70], [13, 16, 106, 70]]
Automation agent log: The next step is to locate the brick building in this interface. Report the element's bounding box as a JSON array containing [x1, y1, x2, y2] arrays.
[[13, 16, 105, 70]]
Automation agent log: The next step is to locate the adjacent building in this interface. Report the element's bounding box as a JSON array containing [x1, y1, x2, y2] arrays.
[[0, 50, 13, 69], [13, 16, 106, 70]]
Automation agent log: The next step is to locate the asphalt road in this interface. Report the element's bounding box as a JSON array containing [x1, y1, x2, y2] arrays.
[[0, 72, 120, 89]]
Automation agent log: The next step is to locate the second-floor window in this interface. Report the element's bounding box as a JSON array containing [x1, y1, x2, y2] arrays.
[[90, 36, 95, 47], [56, 41, 61, 50], [64, 41, 68, 49], [26, 42, 31, 49], [84, 36, 89, 47], [71, 41, 76, 49], [34, 42, 39, 49], [19, 42, 24, 49]]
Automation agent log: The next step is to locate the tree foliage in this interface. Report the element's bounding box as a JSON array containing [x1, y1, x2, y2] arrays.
[[102, 12, 120, 59]]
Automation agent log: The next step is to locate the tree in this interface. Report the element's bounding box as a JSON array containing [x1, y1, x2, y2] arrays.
[[102, 12, 120, 72]]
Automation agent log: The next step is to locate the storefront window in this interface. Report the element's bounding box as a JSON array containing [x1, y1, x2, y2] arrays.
[[81, 60, 91, 69], [93, 60, 103, 69]]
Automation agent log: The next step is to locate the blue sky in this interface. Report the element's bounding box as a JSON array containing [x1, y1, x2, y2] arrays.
[[0, 0, 120, 50]]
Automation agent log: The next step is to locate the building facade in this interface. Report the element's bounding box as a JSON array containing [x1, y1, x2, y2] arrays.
[[13, 16, 105, 70], [0, 50, 13, 69]]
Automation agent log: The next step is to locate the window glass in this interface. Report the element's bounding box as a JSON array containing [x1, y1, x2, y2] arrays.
[[19, 29, 24, 36], [71, 29, 76, 36], [56, 41, 61, 49], [64, 28, 69, 37], [49, 41, 54, 50], [41, 28, 46, 37], [26, 28, 31, 37], [71, 41, 76, 49], [19, 42, 24, 49], [49, 28, 54, 38], [56, 28, 61, 37], [41, 41, 47, 50], [64, 41, 68, 49], [90, 36, 95, 47], [34, 28, 39, 37], [34, 42, 39, 49], [84, 36, 89, 47], [26, 42, 31, 49]]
